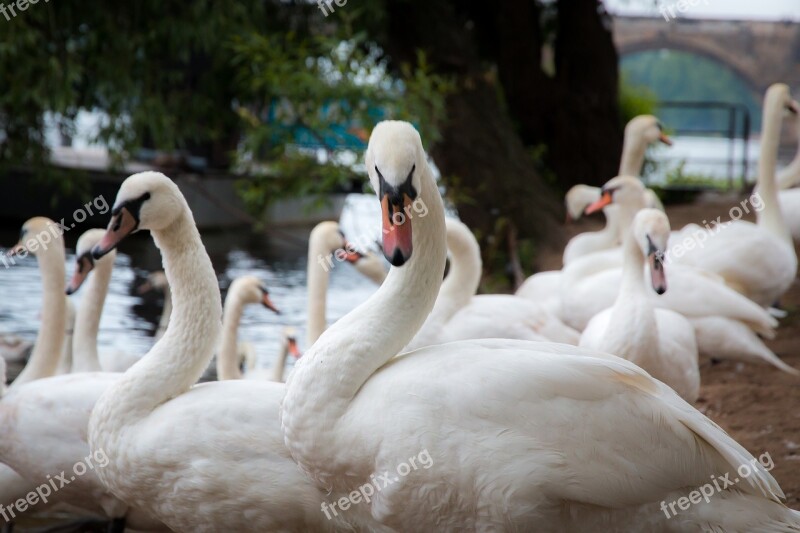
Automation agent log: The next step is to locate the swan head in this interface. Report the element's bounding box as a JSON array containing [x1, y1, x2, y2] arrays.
[[585, 175, 646, 215], [365, 121, 425, 267], [227, 275, 280, 314], [66, 228, 116, 295], [9, 217, 62, 258], [632, 208, 670, 295], [565, 185, 601, 221], [93, 171, 183, 258], [625, 115, 672, 147], [283, 327, 302, 359], [765, 83, 800, 116]]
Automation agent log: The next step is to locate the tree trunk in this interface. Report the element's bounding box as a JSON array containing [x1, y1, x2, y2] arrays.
[[382, 0, 564, 256]]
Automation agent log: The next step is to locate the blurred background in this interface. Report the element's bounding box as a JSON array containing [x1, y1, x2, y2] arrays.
[[0, 0, 798, 364]]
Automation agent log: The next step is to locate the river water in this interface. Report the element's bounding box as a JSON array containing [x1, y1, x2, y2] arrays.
[[0, 194, 385, 378]]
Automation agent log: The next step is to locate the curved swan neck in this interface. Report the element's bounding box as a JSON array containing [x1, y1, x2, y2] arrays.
[[777, 118, 800, 189], [217, 292, 245, 380], [155, 287, 171, 341], [306, 233, 332, 347], [284, 161, 446, 453], [12, 239, 67, 388], [270, 343, 288, 382], [619, 231, 646, 299], [619, 131, 647, 177], [72, 256, 114, 372], [102, 209, 222, 421], [757, 91, 792, 246], [408, 220, 480, 349]]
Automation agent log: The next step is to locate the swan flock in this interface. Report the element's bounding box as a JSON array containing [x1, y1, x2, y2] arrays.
[[1, 85, 800, 532]]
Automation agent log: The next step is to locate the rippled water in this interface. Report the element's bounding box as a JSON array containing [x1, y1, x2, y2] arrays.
[[0, 194, 385, 376]]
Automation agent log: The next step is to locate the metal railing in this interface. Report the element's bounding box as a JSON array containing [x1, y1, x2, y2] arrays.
[[656, 101, 752, 191]]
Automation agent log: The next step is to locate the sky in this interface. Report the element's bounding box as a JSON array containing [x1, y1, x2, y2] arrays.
[[604, 0, 800, 21]]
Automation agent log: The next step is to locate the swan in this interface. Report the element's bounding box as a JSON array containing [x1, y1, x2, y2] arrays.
[[663, 84, 798, 306], [579, 209, 700, 402], [0, 229, 166, 531], [54, 297, 77, 375], [408, 218, 579, 348], [86, 171, 383, 532], [281, 121, 800, 531], [64, 229, 140, 373], [7, 217, 67, 388], [305, 220, 387, 346], [777, 113, 800, 240], [216, 275, 300, 382]]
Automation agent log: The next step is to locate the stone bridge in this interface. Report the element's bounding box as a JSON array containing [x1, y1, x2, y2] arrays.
[[613, 15, 800, 101]]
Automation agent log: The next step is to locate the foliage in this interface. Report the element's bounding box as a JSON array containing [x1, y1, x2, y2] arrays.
[[230, 29, 452, 215], [618, 74, 659, 125]]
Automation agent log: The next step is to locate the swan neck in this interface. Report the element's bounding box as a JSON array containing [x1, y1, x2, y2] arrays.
[[72, 257, 114, 372], [100, 210, 222, 421], [620, 231, 646, 298], [271, 344, 288, 382], [12, 240, 67, 387], [757, 93, 792, 245], [283, 162, 447, 465], [155, 288, 171, 341], [306, 235, 331, 347], [619, 133, 646, 177], [217, 293, 244, 380]]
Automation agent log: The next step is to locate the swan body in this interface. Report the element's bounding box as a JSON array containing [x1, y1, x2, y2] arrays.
[[409, 218, 578, 348], [282, 121, 799, 531], [669, 85, 798, 306], [87, 171, 383, 532], [579, 210, 700, 402]]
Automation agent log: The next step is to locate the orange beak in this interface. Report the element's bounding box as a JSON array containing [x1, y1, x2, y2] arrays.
[[93, 207, 138, 259], [381, 194, 414, 267], [287, 338, 301, 359], [649, 252, 667, 295], [341, 241, 363, 264], [261, 292, 280, 315], [658, 133, 673, 146], [584, 191, 613, 215]]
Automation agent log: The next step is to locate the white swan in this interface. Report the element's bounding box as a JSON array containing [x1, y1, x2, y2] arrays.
[[777, 113, 800, 240], [281, 121, 799, 531], [408, 218, 578, 347], [666, 84, 798, 306], [0, 229, 166, 531], [7, 217, 67, 388], [579, 209, 700, 402], [216, 275, 299, 382], [240, 328, 302, 382], [86, 171, 382, 532], [305, 220, 387, 346], [64, 229, 139, 373]]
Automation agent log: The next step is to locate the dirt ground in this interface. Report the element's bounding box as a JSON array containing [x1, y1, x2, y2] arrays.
[[539, 193, 800, 507]]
